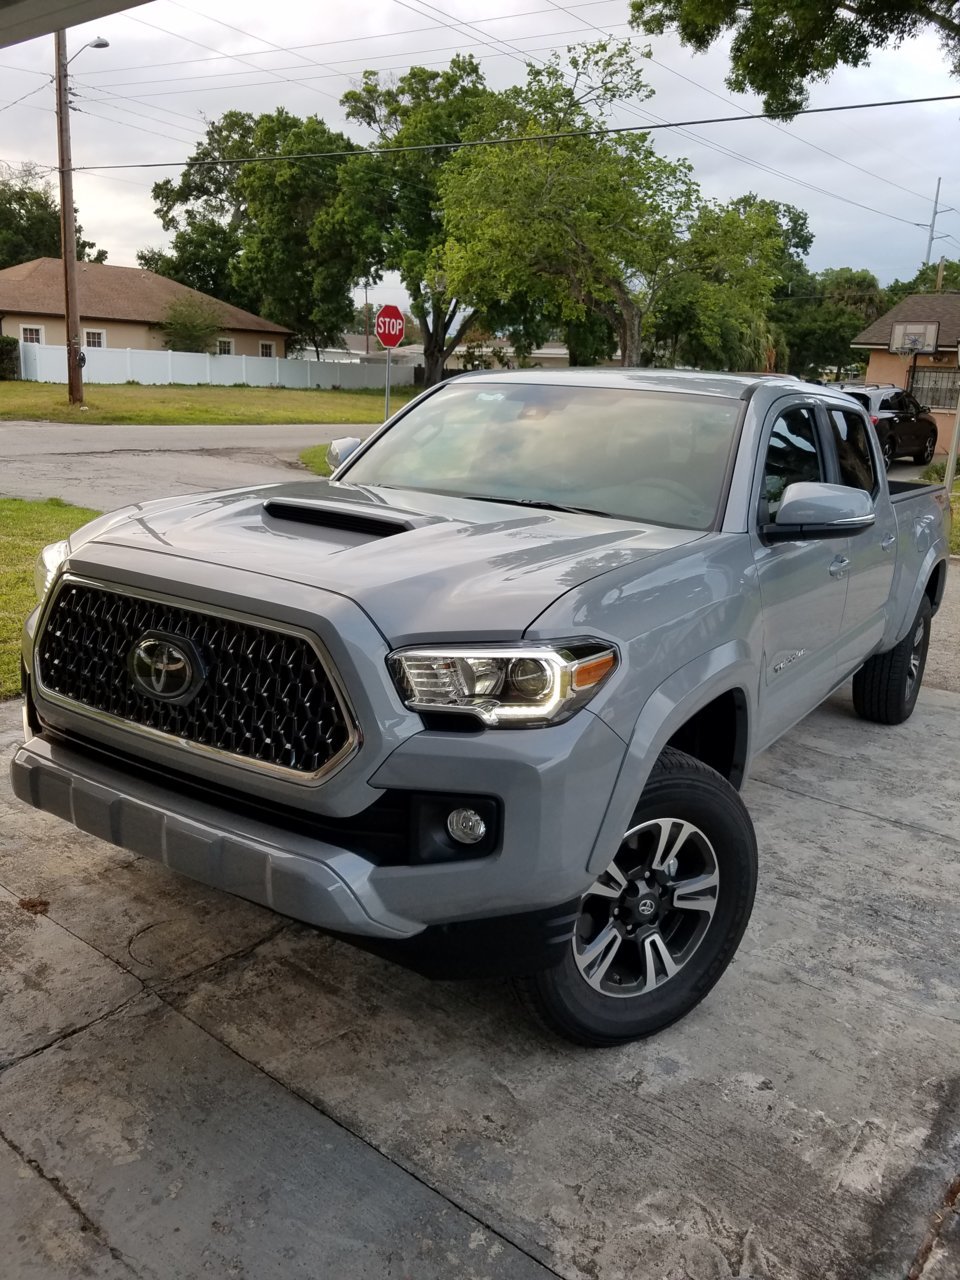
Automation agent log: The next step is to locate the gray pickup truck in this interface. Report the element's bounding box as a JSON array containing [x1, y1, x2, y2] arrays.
[[11, 371, 951, 1045]]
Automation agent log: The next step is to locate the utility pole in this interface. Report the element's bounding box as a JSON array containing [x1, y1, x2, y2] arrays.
[[364, 282, 370, 355], [935, 256, 946, 292], [54, 30, 83, 406], [924, 177, 942, 268]]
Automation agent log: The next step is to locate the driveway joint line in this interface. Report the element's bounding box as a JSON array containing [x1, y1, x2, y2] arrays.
[[0, 990, 145, 1074], [749, 776, 960, 846], [0, 1124, 145, 1277], [156, 987, 566, 1280]]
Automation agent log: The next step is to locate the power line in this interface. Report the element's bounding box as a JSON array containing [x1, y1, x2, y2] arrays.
[[0, 77, 53, 114], [70, 92, 960, 177]]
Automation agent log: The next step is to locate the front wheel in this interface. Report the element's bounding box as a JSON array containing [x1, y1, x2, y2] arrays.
[[514, 748, 757, 1047]]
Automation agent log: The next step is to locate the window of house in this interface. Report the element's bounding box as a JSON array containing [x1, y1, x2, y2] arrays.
[[830, 409, 878, 496], [84, 329, 105, 348], [259, 341, 274, 358], [217, 338, 233, 356], [912, 368, 960, 412], [760, 406, 822, 520], [20, 326, 43, 344]]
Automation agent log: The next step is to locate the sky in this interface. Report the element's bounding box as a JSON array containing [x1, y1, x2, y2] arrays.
[[1, 0, 958, 314]]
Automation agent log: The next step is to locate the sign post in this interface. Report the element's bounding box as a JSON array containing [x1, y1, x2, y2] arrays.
[[374, 304, 405, 420]]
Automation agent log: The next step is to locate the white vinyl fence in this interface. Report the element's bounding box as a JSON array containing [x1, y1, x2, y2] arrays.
[[18, 343, 415, 390]]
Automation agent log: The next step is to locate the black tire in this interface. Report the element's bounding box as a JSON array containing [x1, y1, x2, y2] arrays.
[[852, 595, 932, 725], [514, 748, 757, 1047], [914, 432, 937, 465], [880, 434, 896, 470]]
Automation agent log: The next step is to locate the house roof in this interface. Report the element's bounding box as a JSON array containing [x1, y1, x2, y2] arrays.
[[852, 292, 960, 349], [0, 258, 290, 334]]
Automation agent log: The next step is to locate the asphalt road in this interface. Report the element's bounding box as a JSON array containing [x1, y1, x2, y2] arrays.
[[0, 421, 380, 509], [3, 686, 960, 1279]]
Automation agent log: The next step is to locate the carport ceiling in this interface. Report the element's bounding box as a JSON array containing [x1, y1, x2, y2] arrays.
[[0, 0, 148, 49]]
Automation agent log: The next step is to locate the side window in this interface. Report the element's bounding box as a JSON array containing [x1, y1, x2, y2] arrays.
[[903, 392, 921, 414], [830, 410, 878, 496], [879, 395, 897, 412], [761, 406, 822, 520]]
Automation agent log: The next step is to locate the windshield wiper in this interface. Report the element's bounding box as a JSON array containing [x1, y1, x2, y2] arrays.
[[462, 494, 614, 518]]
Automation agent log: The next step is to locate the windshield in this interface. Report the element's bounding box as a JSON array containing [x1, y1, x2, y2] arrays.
[[341, 382, 743, 530]]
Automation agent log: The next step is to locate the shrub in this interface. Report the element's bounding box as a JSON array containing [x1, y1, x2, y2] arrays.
[[159, 298, 223, 353], [0, 334, 20, 380], [920, 459, 959, 485]]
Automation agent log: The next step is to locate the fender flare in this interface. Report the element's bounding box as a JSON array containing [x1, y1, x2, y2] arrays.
[[891, 549, 946, 648], [586, 640, 756, 874]]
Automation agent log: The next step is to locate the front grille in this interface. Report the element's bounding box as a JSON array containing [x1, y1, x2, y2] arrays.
[[36, 580, 355, 777]]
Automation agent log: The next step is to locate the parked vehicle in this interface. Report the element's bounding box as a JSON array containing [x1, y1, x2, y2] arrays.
[[11, 371, 951, 1046], [839, 383, 939, 469]]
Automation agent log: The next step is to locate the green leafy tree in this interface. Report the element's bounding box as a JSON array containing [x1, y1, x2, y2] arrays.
[[772, 266, 884, 377], [886, 258, 960, 304], [234, 113, 359, 355], [325, 56, 495, 384], [137, 220, 257, 310], [159, 296, 222, 353], [0, 163, 105, 268], [440, 43, 700, 367], [629, 0, 960, 116]]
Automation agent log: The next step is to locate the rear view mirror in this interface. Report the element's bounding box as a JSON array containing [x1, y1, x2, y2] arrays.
[[327, 437, 362, 470], [763, 482, 876, 542]]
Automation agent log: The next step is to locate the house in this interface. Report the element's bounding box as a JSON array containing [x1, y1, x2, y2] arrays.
[[851, 293, 960, 452], [0, 258, 290, 358]]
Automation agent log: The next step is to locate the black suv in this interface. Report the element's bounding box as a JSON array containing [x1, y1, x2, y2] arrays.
[[839, 385, 939, 469]]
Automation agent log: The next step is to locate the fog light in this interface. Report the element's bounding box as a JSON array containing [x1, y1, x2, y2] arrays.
[[446, 807, 487, 845]]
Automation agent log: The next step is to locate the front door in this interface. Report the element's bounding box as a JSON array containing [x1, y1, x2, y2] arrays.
[[827, 405, 898, 674], [751, 403, 850, 750]]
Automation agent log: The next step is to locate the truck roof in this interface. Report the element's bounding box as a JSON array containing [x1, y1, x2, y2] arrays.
[[452, 368, 834, 401]]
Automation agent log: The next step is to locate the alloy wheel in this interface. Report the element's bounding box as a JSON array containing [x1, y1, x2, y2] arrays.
[[881, 437, 895, 469], [906, 617, 927, 700], [573, 817, 720, 998]]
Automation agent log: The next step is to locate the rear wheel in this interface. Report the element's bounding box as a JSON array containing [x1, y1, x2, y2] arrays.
[[914, 431, 937, 465], [514, 748, 757, 1047], [880, 434, 896, 470], [852, 595, 931, 725]]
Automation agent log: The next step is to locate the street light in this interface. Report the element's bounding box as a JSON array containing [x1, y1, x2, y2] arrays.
[[54, 33, 109, 406]]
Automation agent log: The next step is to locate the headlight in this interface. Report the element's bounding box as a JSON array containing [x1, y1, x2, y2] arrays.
[[34, 541, 70, 601], [389, 642, 618, 727]]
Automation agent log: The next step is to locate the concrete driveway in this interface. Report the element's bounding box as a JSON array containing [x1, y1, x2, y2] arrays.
[[0, 421, 380, 509], [3, 679, 960, 1279]]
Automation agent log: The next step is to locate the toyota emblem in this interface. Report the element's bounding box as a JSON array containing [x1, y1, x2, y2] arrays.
[[129, 633, 203, 703], [637, 897, 657, 917]]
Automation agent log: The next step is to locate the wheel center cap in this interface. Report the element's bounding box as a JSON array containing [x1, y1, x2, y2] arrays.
[[620, 885, 660, 925]]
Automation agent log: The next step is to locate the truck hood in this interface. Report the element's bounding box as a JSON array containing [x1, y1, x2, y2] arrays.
[[91, 479, 705, 643]]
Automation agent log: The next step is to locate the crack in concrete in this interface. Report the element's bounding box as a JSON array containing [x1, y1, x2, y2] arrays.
[[156, 987, 567, 1280], [907, 1171, 960, 1279], [0, 1124, 144, 1277], [0, 990, 145, 1074]]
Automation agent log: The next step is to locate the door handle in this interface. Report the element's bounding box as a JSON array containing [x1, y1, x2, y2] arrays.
[[829, 556, 850, 578], [881, 533, 896, 551]]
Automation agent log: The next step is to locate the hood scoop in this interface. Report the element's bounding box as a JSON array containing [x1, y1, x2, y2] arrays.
[[263, 497, 415, 538]]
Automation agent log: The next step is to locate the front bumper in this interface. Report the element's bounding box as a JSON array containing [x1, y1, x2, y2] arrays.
[[11, 700, 626, 974]]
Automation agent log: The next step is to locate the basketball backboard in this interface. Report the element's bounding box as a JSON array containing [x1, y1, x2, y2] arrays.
[[889, 322, 939, 354]]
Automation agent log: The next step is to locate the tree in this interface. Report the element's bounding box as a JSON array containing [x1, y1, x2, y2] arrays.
[[629, 0, 960, 116], [441, 43, 700, 367], [159, 297, 222, 353], [325, 56, 496, 384], [0, 163, 105, 269], [886, 258, 960, 303], [139, 112, 261, 313], [772, 266, 884, 377]]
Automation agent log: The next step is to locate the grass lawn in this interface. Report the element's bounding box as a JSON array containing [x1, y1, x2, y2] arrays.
[[299, 445, 332, 477], [0, 381, 415, 426], [1, 498, 101, 699], [951, 489, 959, 557]]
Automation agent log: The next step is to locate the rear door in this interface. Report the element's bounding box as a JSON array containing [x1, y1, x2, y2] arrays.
[[751, 402, 850, 749], [826, 405, 898, 674]]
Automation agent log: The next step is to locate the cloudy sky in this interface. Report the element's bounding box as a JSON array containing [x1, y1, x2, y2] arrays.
[[1, 0, 958, 312]]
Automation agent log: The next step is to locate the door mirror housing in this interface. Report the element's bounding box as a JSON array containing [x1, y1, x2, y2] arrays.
[[327, 437, 362, 471], [762, 482, 876, 542]]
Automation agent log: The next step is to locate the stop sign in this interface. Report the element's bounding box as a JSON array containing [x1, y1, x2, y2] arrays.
[[375, 304, 405, 349]]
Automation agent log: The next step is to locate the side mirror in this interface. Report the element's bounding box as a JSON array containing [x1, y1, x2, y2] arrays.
[[919, 406, 930, 415], [763, 481, 876, 542], [327, 437, 362, 471]]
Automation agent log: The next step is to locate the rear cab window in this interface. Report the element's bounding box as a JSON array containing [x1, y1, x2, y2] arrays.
[[829, 408, 879, 498]]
